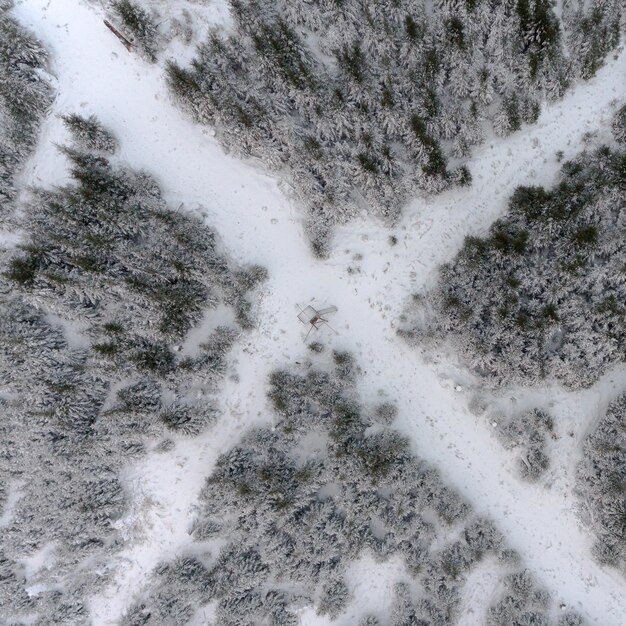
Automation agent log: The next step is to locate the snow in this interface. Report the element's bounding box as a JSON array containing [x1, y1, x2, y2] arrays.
[[456, 556, 503, 626], [0, 479, 24, 528], [9, 0, 626, 624], [178, 304, 235, 357], [21, 542, 56, 579], [300, 554, 410, 625], [0, 229, 24, 248]]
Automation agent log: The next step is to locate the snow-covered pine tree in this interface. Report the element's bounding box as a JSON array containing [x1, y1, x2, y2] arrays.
[[577, 394, 626, 575], [112, 0, 159, 62], [62, 113, 118, 153], [123, 351, 578, 624], [0, 6, 53, 219]]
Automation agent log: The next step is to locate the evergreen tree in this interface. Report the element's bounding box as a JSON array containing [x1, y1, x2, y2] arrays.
[[612, 103, 626, 144], [112, 0, 159, 62], [62, 113, 118, 153], [0, 7, 53, 219], [577, 394, 626, 574]]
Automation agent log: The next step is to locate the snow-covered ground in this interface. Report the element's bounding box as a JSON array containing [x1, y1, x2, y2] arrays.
[[10, 0, 626, 624]]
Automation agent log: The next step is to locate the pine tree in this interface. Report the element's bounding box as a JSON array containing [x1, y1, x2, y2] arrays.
[[0, 8, 53, 218], [62, 113, 118, 153], [112, 0, 159, 62]]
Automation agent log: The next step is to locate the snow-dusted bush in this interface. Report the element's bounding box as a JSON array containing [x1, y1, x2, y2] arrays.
[[160, 401, 215, 436], [487, 567, 589, 626], [401, 142, 626, 389], [0, 550, 32, 620], [123, 556, 215, 626], [0, 6, 53, 218], [115, 378, 161, 413], [558, 612, 588, 626], [106, 0, 206, 52], [234, 264, 269, 291], [62, 113, 118, 153], [486, 569, 551, 626], [463, 517, 504, 558], [495, 408, 553, 482], [577, 394, 626, 575], [307, 340, 325, 353], [373, 401, 399, 424], [518, 444, 549, 482], [390, 582, 421, 626], [317, 577, 350, 619]]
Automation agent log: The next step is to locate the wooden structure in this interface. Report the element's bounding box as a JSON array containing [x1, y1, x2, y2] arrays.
[[297, 305, 338, 340]]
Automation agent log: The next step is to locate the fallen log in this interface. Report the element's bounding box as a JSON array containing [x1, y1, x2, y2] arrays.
[[103, 19, 132, 52]]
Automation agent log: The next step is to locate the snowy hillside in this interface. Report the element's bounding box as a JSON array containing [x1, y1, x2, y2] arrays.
[[1, 0, 625, 625]]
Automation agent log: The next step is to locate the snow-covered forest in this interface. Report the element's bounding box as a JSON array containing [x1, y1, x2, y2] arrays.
[[0, 0, 624, 624], [0, 117, 266, 619], [163, 0, 621, 252], [124, 352, 587, 626], [400, 122, 626, 389], [577, 394, 626, 576]]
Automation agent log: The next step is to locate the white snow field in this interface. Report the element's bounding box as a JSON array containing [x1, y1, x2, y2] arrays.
[[11, 0, 626, 624]]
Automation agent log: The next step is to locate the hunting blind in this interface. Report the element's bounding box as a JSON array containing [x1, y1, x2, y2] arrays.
[[297, 305, 338, 341]]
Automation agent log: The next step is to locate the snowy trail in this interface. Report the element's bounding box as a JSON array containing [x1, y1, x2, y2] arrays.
[[12, 0, 626, 624]]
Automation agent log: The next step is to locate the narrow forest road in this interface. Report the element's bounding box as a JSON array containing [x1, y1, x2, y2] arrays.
[[13, 0, 626, 624]]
